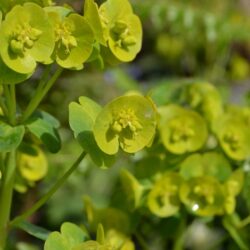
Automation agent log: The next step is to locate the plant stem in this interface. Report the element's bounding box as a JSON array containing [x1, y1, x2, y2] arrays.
[[0, 150, 16, 250], [134, 232, 150, 250], [10, 151, 87, 227], [21, 66, 63, 123], [9, 85, 16, 126], [238, 215, 250, 228]]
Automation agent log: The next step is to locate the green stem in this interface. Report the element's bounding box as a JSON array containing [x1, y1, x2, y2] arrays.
[[21, 66, 63, 123], [9, 85, 16, 126], [3, 85, 11, 121], [0, 97, 8, 117], [134, 232, 150, 250], [238, 215, 250, 228], [173, 212, 186, 250], [10, 151, 86, 227], [0, 150, 16, 250]]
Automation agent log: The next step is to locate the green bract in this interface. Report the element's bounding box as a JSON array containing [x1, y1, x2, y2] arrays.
[[158, 105, 208, 154], [147, 173, 183, 217], [44, 222, 89, 250], [183, 82, 223, 126], [120, 169, 144, 210], [180, 176, 225, 216], [17, 145, 48, 182], [223, 169, 244, 214], [0, 57, 31, 84], [47, 9, 94, 69], [93, 95, 157, 155], [214, 114, 250, 160], [180, 152, 232, 182], [99, 0, 142, 62], [0, 3, 55, 74]]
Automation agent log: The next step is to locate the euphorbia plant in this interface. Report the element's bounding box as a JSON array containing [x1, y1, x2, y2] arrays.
[[0, 0, 144, 249]]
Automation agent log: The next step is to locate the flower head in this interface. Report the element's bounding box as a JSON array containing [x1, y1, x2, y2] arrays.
[[93, 95, 157, 155], [0, 3, 55, 74]]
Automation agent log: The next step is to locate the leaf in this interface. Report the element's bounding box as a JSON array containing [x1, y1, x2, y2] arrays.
[[25, 111, 61, 153], [0, 122, 25, 152], [44, 222, 88, 250], [69, 97, 115, 168], [60, 222, 89, 248], [44, 232, 70, 250], [16, 221, 51, 241]]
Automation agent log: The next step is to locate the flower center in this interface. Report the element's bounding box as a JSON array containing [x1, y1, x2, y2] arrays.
[[223, 131, 240, 151], [110, 20, 136, 49], [111, 108, 142, 136], [55, 21, 77, 54], [170, 119, 195, 143], [10, 23, 42, 55]]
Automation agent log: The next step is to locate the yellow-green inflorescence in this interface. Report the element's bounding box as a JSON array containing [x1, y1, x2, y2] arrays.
[[169, 118, 195, 143], [0, 3, 55, 74], [10, 23, 42, 55], [111, 108, 143, 135], [93, 95, 157, 155], [54, 21, 77, 54]]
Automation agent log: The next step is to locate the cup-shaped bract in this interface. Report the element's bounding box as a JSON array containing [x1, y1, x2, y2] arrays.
[[223, 169, 244, 214], [180, 152, 232, 182], [99, 0, 142, 62], [214, 114, 250, 161], [47, 9, 94, 69], [105, 230, 135, 250], [183, 82, 223, 126], [158, 105, 208, 154], [17, 145, 48, 182], [93, 95, 157, 155], [180, 176, 225, 216], [147, 173, 183, 217], [0, 3, 55, 74]]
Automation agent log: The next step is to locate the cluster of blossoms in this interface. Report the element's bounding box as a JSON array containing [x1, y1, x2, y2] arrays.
[[0, 0, 142, 84]]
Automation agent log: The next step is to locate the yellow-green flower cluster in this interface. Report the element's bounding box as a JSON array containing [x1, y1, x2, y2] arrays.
[[0, 0, 142, 84]]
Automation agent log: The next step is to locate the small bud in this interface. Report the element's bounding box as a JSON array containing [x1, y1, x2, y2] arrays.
[[122, 36, 137, 47], [10, 40, 24, 55], [112, 20, 127, 34]]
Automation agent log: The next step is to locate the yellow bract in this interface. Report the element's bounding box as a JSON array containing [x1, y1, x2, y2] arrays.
[[17, 145, 48, 182]]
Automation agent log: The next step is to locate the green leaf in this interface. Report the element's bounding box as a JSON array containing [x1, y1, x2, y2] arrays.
[[44, 232, 70, 250], [0, 122, 25, 152], [69, 97, 115, 168], [25, 111, 61, 153], [15, 221, 51, 241], [60, 222, 89, 248], [44, 222, 88, 250]]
